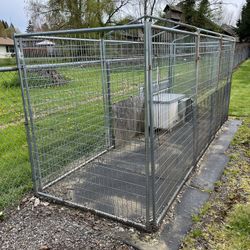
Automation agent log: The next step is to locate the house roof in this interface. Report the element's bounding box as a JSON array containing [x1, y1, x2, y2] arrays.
[[163, 5, 183, 13], [221, 24, 238, 37], [0, 37, 14, 46]]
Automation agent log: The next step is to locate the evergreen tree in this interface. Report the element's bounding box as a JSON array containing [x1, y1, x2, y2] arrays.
[[179, 0, 196, 26], [237, 0, 250, 42], [0, 20, 16, 38], [0, 21, 6, 37], [26, 20, 34, 33]]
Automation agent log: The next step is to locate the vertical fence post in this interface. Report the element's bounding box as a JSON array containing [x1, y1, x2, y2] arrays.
[[106, 61, 113, 146], [100, 39, 113, 149], [225, 40, 236, 121], [168, 33, 174, 92], [193, 29, 200, 164], [144, 20, 156, 229], [14, 36, 42, 192], [216, 36, 223, 130]]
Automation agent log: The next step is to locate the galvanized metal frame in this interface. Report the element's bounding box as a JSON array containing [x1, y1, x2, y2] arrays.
[[14, 16, 236, 231]]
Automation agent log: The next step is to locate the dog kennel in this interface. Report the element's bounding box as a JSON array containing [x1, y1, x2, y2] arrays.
[[14, 16, 235, 230]]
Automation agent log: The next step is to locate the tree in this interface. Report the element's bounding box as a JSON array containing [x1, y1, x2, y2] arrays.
[[26, 20, 34, 33], [237, 0, 250, 42], [178, 0, 196, 25], [0, 21, 6, 37], [0, 20, 16, 38], [27, 0, 130, 30]]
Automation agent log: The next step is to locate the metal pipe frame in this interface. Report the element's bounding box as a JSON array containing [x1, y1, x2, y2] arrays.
[[145, 15, 234, 40], [32, 35, 144, 44], [14, 24, 144, 38], [43, 149, 110, 189], [144, 20, 151, 229], [36, 191, 149, 231], [25, 57, 144, 70], [0, 66, 18, 72], [100, 39, 112, 149], [193, 29, 200, 165], [14, 38, 39, 193], [152, 24, 198, 36], [13, 16, 237, 232], [14, 37, 42, 192], [147, 21, 156, 226]]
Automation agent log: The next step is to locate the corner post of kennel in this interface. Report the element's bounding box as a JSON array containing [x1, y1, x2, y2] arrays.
[[100, 38, 113, 149], [193, 28, 200, 164], [144, 19, 156, 229], [14, 36, 42, 192], [225, 38, 236, 121]]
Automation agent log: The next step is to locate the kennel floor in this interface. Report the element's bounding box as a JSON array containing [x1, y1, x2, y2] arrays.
[[44, 121, 194, 223]]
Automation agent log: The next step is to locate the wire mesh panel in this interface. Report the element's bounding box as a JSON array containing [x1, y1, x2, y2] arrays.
[[15, 18, 236, 230], [15, 25, 150, 228], [150, 26, 196, 221]]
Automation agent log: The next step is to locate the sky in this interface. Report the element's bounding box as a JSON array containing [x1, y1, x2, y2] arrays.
[[222, 0, 246, 25], [0, 0, 247, 33], [0, 0, 27, 32]]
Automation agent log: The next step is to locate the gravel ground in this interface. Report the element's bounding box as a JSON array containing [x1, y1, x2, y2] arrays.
[[0, 195, 136, 250]]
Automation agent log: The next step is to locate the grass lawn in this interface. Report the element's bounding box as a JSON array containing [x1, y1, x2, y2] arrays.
[[0, 69, 32, 211], [182, 59, 250, 250], [230, 60, 250, 117], [0, 58, 17, 67]]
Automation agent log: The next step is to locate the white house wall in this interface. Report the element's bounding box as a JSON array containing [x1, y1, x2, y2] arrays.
[[0, 45, 9, 58]]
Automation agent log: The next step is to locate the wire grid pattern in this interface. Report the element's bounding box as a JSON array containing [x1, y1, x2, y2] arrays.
[[234, 43, 250, 68], [13, 20, 241, 230], [15, 28, 149, 226], [151, 28, 196, 219]]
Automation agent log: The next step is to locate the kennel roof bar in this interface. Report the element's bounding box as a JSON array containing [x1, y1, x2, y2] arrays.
[[152, 24, 198, 36], [152, 24, 235, 42], [14, 23, 144, 38], [200, 33, 235, 42], [146, 15, 234, 39]]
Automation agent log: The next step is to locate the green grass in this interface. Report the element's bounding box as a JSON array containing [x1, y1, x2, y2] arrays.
[[0, 58, 16, 67], [0, 124, 32, 210], [229, 60, 250, 117]]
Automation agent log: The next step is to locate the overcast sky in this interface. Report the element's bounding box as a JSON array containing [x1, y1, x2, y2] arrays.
[[0, 0, 246, 33]]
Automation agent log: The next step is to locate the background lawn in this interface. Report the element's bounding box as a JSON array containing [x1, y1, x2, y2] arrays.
[[229, 59, 250, 117]]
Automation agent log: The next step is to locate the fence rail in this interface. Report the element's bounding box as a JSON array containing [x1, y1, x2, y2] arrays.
[[0, 19, 249, 230]]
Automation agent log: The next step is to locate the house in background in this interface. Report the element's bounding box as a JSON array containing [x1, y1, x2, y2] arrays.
[[163, 4, 239, 40], [221, 24, 239, 42], [163, 5, 183, 22], [0, 37, 14, 58]]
